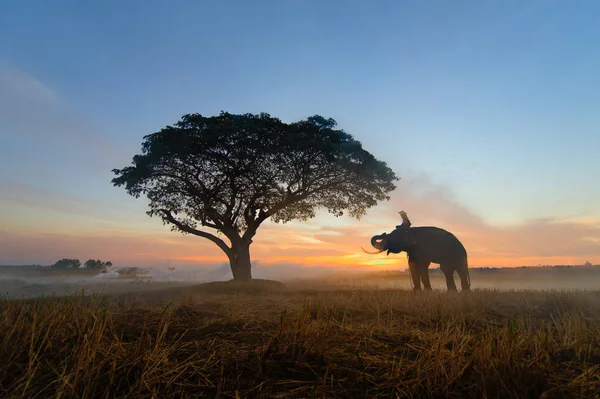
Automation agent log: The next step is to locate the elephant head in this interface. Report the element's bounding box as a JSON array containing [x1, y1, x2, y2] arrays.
[[361, 211, 416, 255], [364, 233, 389, 254]]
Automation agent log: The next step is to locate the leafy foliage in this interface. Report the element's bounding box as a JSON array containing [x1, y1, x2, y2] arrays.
[[113, 112, 396, 238], [112, 111, 398, 279], [52, 258, 81, 268], [84, 259, 113, 269]]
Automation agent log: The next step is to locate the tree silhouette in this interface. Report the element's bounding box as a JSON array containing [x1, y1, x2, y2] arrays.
[[112, 112, 398, 280], [52, 258, 81, 268], [84, 259, 112, 269]]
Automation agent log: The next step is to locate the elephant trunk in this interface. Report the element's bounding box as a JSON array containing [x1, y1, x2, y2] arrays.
[[371, 233, 387, 251], [361, 233, 388, 255]]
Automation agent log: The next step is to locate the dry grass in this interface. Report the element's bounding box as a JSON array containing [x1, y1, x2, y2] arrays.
[[1, 281, 600, 398]]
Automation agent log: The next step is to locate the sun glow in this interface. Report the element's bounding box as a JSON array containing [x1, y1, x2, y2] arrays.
[[1, 192, 598, 268]]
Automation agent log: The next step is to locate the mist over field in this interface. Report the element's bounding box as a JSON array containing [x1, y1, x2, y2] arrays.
[[2, 263, 600, 300], [2, 265, 600, 398]]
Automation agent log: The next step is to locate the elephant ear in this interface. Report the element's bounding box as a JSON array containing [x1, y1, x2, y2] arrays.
[[406, 229, 418, 248], [385, 231, 404, 255]]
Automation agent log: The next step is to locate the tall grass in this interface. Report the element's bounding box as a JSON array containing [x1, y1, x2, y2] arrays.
[[1, 286, 599, 398]]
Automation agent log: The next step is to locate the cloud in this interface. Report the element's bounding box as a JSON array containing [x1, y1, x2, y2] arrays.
[[0, 64, 131, 181], [0, 228, 219, 268], [0, 65, 597, 269], [0, 65, 61, 106], [308, 172, 600, 267], [0, 65, 151, 247], [0, 65, 109, 149], [2, 169, 598, 268], [0, 180, 143, 224]]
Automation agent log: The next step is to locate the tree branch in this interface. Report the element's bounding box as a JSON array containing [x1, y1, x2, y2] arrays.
[[241, 191, 304, 242], [159, 209, 231, 255]]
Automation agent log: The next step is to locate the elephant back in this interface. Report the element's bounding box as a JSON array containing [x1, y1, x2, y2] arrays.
[[411, 226, 467, 260]]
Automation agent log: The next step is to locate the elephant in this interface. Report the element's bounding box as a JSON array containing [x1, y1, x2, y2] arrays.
[[362, 211, 470, 292]]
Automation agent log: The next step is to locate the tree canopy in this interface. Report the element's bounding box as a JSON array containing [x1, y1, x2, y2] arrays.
[[84, 259, 113, 269], [112, 111, 398, 280], [52, 258, 81, 268]]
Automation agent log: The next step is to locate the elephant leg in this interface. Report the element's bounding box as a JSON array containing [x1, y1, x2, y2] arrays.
[[456, 260, 471, 292], [418, 262, 432, 291], [439, 263, 457, 292], [408, 260, 421, 291]]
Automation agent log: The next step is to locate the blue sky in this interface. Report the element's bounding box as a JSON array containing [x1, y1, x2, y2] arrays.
[[1, 0, 599, 267]]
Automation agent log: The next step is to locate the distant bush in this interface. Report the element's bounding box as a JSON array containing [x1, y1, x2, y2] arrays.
[[52, 258, 81, 268], [84, 259, 113, 269]]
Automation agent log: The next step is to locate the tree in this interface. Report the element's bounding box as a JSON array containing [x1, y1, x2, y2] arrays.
[[52, 258, 81, 268], [84, 259, 112, 269], [112, 112, 398, 281]]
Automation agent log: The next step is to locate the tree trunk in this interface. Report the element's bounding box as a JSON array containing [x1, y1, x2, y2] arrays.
[[228, 243, 252, 281]]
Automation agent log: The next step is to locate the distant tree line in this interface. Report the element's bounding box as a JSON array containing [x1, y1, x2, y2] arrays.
[[52, 258, 81, 268], [84, 259, 113, 269], [51, 258, 113, 269], [471, 264, 599, 272], [367, 263, 599, 279]]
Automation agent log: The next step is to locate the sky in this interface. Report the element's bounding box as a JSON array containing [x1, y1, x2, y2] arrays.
[[1, 0, 599, 271]]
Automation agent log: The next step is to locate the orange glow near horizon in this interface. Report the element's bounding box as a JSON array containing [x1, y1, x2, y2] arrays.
[[1, 226, 597, 269], [1, 190, 599, 269]]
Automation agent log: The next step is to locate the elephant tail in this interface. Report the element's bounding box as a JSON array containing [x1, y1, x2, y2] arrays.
[[467, 267, 471, 289], [465, 255, 471, 289]]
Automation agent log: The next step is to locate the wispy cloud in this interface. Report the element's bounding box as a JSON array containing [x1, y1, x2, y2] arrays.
[[2, 168, 598, 268], [0, 65, 61, 105], [0, 65, 107, 150], [0, 65, 597, 269], [305, 172, 600, 268], [0, 64, 132, 181]]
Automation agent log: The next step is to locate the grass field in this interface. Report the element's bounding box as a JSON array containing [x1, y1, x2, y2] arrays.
[[1, 269, 600, 399]]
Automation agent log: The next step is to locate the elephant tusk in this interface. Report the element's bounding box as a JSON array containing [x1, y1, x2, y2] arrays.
[[361, 247, 385, 255]]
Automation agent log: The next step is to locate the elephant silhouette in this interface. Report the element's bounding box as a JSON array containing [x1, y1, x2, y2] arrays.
[[363, 211, 470, 292]]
